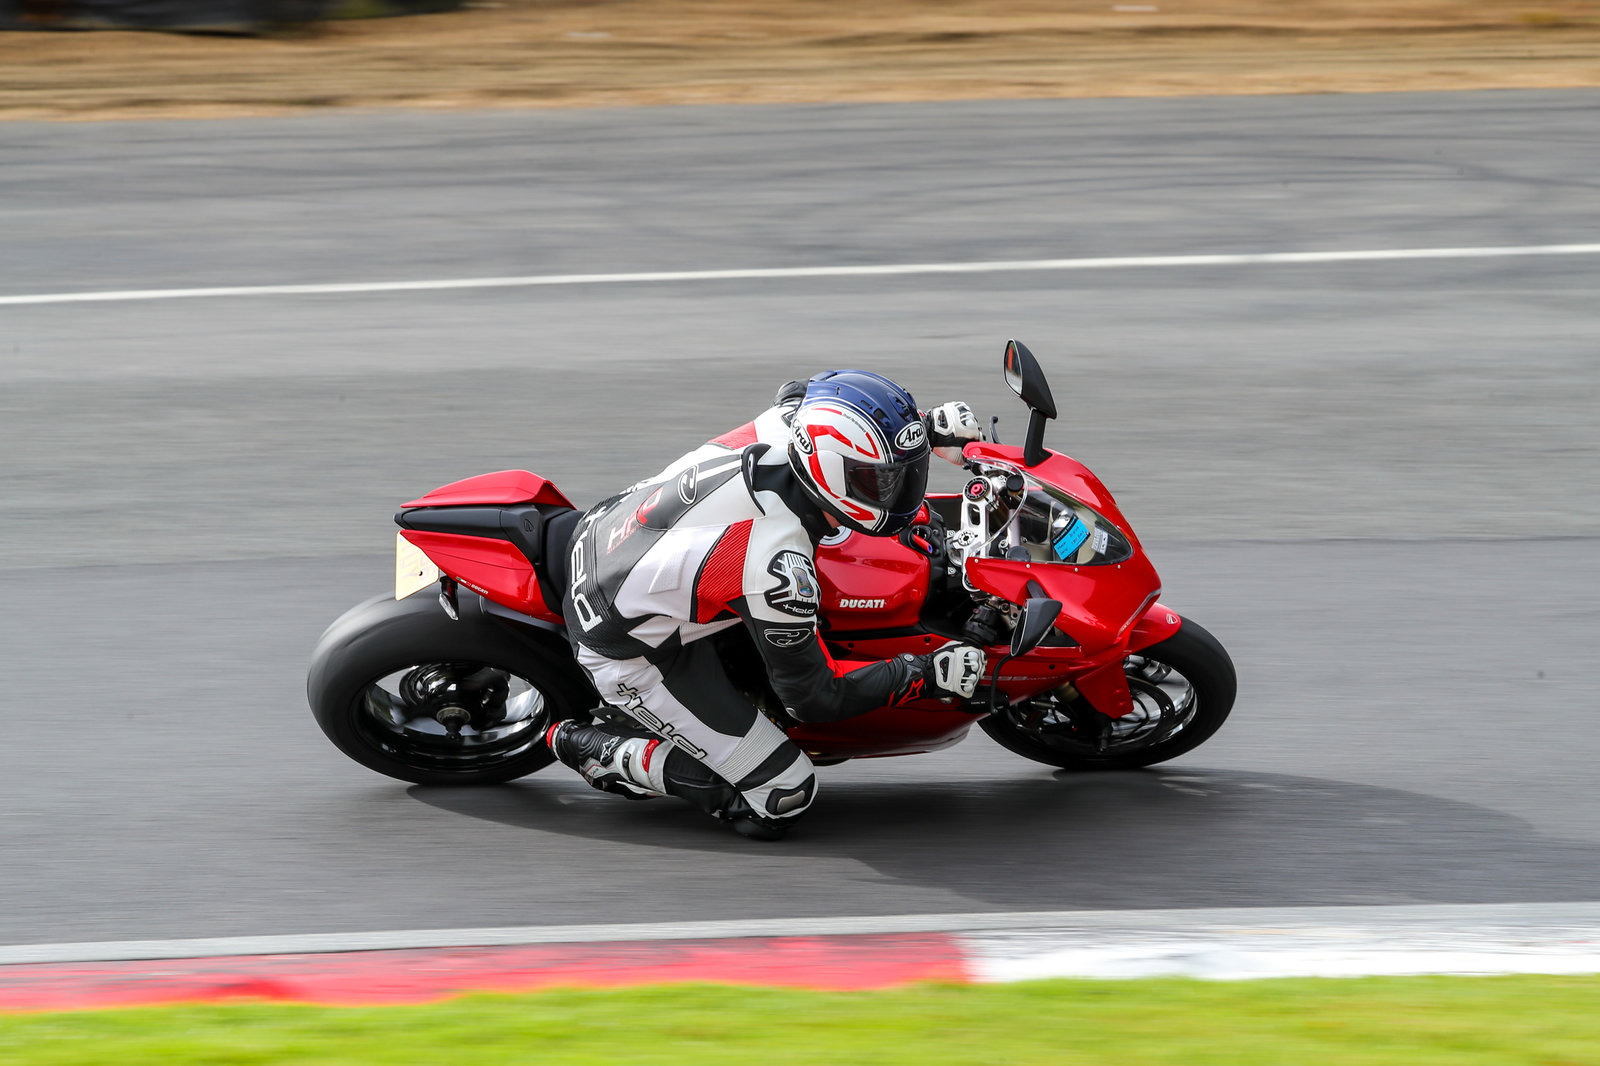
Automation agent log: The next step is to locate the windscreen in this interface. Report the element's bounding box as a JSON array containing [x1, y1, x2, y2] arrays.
[[985, 481, 1133, 566]]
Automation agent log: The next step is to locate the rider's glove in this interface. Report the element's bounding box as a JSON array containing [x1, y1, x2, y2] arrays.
[[774, 380, 807, 408], [924, 401, 984, 465], [896, 642, 987, 704], [931, 642, 986, 698]]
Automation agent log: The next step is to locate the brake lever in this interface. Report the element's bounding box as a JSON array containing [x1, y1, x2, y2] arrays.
[[898, 524, 937, 556]]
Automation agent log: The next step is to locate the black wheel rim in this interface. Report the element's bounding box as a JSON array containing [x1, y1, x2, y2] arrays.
[[352, 660, 553, 775]]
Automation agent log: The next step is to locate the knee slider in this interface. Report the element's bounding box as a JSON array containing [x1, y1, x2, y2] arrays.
[[764, 774, 816, 819]]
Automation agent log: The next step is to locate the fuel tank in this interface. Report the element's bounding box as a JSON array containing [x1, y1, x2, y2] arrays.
[[813, 528, 930, 632]]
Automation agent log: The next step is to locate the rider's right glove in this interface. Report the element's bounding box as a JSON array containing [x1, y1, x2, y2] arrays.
[[894, 642, 987, 705], [924, 401, 985, 465]]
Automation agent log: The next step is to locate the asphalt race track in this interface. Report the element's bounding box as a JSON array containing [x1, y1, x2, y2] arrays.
[[2, 91, 1598, 946]]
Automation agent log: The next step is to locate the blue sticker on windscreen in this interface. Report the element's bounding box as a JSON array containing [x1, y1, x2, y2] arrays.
[[1052, 516, 1089, 560]]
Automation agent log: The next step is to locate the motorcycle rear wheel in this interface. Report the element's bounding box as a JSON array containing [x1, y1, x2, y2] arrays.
[[306, 590, 593, 786], [980, 618, 1236, 770]]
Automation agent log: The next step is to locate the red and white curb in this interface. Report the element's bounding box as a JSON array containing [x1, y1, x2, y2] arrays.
[[2, 903, 1598, 1012]]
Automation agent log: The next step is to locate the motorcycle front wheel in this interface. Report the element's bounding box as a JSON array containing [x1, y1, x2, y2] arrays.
[[980, 617, 1236, 771], [306, 590, 594, 786]]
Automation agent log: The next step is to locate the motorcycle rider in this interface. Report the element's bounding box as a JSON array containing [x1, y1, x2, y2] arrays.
[[547, 370, 988, 839]]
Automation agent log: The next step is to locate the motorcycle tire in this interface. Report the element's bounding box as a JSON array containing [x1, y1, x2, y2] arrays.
[[307, 589, 595, 786], [980, 617, 1236, 771]]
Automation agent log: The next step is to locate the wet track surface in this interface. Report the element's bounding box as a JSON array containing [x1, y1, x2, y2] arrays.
[[2, 91, 1598, 944]]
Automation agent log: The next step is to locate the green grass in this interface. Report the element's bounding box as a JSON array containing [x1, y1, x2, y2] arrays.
[[3, 976, 1600, 1065]]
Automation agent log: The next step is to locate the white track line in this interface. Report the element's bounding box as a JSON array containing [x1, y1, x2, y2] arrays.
[[3, 902, 1599, 967], [970, 938, 1600, 981], [965, 908, 1600, 981], [2, 243, 1598, 307]]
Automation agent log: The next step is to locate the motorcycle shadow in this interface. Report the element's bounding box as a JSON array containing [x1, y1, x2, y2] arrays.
[[408, 767, 1600, 909]]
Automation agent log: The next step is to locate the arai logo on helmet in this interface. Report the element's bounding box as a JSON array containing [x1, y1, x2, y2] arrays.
[[893, 421, 926, 452], [790, 421, 816, 456]]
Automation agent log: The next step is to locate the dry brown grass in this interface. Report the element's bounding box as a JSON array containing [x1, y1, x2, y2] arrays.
[[2, 0, 1598, 120]]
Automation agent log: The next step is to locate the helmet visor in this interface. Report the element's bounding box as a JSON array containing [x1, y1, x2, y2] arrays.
[[843, 456, 929, 517]]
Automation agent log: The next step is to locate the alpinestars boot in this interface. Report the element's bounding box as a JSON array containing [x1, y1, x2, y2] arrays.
[[546, 720, 671, 800]]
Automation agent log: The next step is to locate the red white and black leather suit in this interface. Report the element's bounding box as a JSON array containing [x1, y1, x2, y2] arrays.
[[559, 396, 932, 833]]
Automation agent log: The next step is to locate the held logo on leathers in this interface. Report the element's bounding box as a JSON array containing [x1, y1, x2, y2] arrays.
[[612, 682, 708, 760], [676, 465, 698, 505], [763, 626, 814, 648], [764, 551, 819, 618]]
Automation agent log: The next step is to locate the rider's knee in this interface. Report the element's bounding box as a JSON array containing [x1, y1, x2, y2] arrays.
[[729, 772, 816, 840], [760, 773, 816, 820]]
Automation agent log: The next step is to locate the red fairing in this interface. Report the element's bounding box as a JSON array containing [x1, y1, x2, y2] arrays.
[[402, 470, 574, 510], [966, 555, 1159, 655], [1127, 601, 1183, 652], [792, 632, 1045, 755], [835, 634, 1110, 713], [960, 547, 1156, 716], [789, 677, 979, 756], [786, 708, 978, 758], [1073, 659, 1136, 718], [399, 530, 563, 624], [785, 631, 979, 757], [815, 530, 930, 631]]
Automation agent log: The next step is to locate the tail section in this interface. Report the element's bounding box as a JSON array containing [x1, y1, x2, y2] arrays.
[[395, 470, 578, 624]]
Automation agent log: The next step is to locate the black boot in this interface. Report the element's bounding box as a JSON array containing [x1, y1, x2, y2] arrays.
[[546, 720, 668, 800], [549, 721, 797, 839]]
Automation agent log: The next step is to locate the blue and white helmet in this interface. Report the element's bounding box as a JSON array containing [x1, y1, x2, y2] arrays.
[[787, 370, 931, 536]]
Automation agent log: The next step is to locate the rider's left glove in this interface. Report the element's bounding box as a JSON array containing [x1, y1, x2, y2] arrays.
[[897, 641, 986, 704], [924, 401, 984, 465], [931, 642, 986, 698]]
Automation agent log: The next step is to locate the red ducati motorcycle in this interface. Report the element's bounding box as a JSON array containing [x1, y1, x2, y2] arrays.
[[307, 342, 1236, 786]]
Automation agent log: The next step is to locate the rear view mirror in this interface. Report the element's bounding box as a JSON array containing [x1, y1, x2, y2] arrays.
[[1002, 340, 1059, 468], [1011, 598, 1063, 657], [1002, 339, 1058, 419]]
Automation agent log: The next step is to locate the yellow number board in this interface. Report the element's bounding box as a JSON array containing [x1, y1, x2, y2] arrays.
[[395, 533, 441, 600]]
